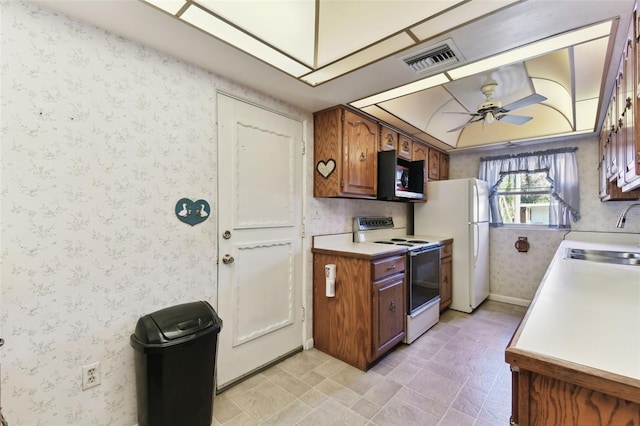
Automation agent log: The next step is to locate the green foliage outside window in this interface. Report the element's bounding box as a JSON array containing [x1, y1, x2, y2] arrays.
[[496, 172, 552, 225]]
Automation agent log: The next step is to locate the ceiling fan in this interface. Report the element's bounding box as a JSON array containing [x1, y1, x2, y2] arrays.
[[446, 82, 547, 132]]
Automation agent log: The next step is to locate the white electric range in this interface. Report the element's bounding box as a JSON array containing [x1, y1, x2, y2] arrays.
[[353, 217, 442, 343]]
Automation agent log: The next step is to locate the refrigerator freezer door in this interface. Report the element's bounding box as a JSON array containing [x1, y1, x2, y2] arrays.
[[471, 179, 490, 223]]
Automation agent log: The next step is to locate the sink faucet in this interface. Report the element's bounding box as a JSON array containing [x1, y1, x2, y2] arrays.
[[615, 203, 640, 228]]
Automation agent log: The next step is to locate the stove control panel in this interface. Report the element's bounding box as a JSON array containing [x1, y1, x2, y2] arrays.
[[353, 216, 394, 231]]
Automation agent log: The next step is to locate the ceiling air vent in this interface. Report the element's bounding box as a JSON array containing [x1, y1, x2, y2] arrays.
[[402, 39, 463, 75]]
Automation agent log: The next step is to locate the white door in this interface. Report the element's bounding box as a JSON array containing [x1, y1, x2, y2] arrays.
[[216, 93, 304, 389]]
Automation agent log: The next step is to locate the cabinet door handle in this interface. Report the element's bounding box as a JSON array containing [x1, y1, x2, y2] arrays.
[[359, 152, 366, 161], [389, 302, 396, 312]]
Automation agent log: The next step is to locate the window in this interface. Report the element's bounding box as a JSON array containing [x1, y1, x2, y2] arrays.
[[496, 172, 552, 225], [478, 148, 580, 228]]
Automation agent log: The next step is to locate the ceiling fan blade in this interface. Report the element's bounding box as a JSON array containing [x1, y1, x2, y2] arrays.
[[497, 114, 533, 125], [447, 117, 483, 132], [501, 94, 547, 112], [442, 111, 483, 117]]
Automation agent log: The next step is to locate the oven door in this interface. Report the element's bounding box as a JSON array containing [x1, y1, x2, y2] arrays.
[[408, 245, 441, 314]]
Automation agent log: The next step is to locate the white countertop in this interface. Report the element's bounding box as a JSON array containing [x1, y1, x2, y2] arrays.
[[312, 233, 406, 256], [513, 232, 640, 380], [312, 232, 452, 257]]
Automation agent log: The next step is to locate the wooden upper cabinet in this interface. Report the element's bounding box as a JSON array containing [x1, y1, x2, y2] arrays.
[[314, 106, 449, 200], [412, 142, 428, 163], [598, 12, 640, 199], [440, 153, 450, 180], [344, 110, 378, 196], [398, 135, 413, 160], [314, 107, 379, 198], [621, 13, 640, 191], [428, 148, 440, 180], [379, 125, 398, 152]]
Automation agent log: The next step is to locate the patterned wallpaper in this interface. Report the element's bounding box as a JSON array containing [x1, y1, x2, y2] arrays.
[[3, 1, 640, 424], [0, 2, 410, 424], [449, 137, 640, 302]]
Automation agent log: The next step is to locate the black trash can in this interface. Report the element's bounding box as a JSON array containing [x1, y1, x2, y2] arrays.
[[131, 301, 223, 426]]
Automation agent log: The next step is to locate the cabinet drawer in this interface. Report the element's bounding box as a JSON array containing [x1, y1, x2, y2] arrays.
[[372, 255, 405, 280], [441, 243, 452, 258]]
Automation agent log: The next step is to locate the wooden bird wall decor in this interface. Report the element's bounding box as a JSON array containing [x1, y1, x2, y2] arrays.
[[175, 198, 210, 226]]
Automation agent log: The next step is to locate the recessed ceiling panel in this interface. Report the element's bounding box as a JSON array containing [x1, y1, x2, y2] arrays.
[[301, 33, 414, 86], [531, 78, 573, 128], [198, 0, 316, 66], [317, 0, 462, 67], [573, 37, 609, 101], [411, 0, 521, 41], [525, 49, 571, 94], [116, 0, 631, 152], [181, 5, 312, 76], [360, 105, 423, 136], [379, 86, 453, 132], [576, 98, 599, 131]]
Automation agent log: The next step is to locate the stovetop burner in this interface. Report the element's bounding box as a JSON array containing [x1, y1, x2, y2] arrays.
[[354, 216, 441, 251], [373, 238, 434, 248]]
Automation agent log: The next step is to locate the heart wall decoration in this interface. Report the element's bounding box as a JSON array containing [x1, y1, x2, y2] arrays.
[[175, 198, 211, 226], [316, 159, 336, 179]]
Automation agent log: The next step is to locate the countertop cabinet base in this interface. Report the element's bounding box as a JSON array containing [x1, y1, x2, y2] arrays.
[[509, 366, 640, 426], [312, 252, 405, 370]]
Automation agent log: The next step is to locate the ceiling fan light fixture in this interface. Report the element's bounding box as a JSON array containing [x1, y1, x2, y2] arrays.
[[484, 111, 496, 124]]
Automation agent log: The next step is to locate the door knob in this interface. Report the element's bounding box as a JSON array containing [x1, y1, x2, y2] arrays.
[[222, 254, 234, 264]]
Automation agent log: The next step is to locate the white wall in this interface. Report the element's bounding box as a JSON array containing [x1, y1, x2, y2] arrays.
[[449, 137, 640, 303], [0, 2, 411, 424]]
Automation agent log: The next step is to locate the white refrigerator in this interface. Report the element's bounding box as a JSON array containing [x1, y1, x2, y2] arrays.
[[414, 178, 490, 313]]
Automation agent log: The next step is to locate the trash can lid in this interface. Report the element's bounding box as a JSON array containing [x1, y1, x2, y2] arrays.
[[133, 301, 221, 345]]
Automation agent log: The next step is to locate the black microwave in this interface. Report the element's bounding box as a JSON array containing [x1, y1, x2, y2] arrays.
[[396, 165, 410, 191], [378, 151, 425, 200]]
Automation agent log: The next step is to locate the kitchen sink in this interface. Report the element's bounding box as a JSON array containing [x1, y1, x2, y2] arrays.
[[565, 248, 640, 266]]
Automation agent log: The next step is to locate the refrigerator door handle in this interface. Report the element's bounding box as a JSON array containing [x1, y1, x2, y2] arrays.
[[472, 183, 479, 223], [473, 223, 479, 266]]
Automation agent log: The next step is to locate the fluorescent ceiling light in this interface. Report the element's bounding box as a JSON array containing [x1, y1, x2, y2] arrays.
[[575, 98, 599, 131], [143, 0, 186, 14], [301, 33, 414, 86], [447, 21, 612, 80], [350, 73, 450, 108], [411, 0, 520, 41], [197, 0, 315, 66], [181, 5, 312, 77]]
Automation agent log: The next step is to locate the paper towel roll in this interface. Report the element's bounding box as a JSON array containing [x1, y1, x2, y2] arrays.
[[325, 264, 336, 279], [326, 278, 335, 297]]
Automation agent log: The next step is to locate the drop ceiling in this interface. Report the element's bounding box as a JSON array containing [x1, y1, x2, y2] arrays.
[[35, 0, 636, 152]]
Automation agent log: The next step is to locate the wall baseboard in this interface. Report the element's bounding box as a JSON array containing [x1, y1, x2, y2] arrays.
[[304, 338, 314, 350], [488, 293, 530, 307]]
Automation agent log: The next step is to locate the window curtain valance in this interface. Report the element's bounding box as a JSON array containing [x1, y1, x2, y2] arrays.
[[478, 147, 580, 228]]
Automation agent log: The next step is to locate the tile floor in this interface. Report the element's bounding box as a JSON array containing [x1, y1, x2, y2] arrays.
[[213, 300, 527, 426]]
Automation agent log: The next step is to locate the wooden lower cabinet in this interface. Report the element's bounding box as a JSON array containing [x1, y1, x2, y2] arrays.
[[508, 365, 640, 426], [439, 240, 453, 312], [312, 251, 406, 370]]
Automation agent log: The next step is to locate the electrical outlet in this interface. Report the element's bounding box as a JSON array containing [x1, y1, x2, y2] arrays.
[[82, 361, 101, 390]]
